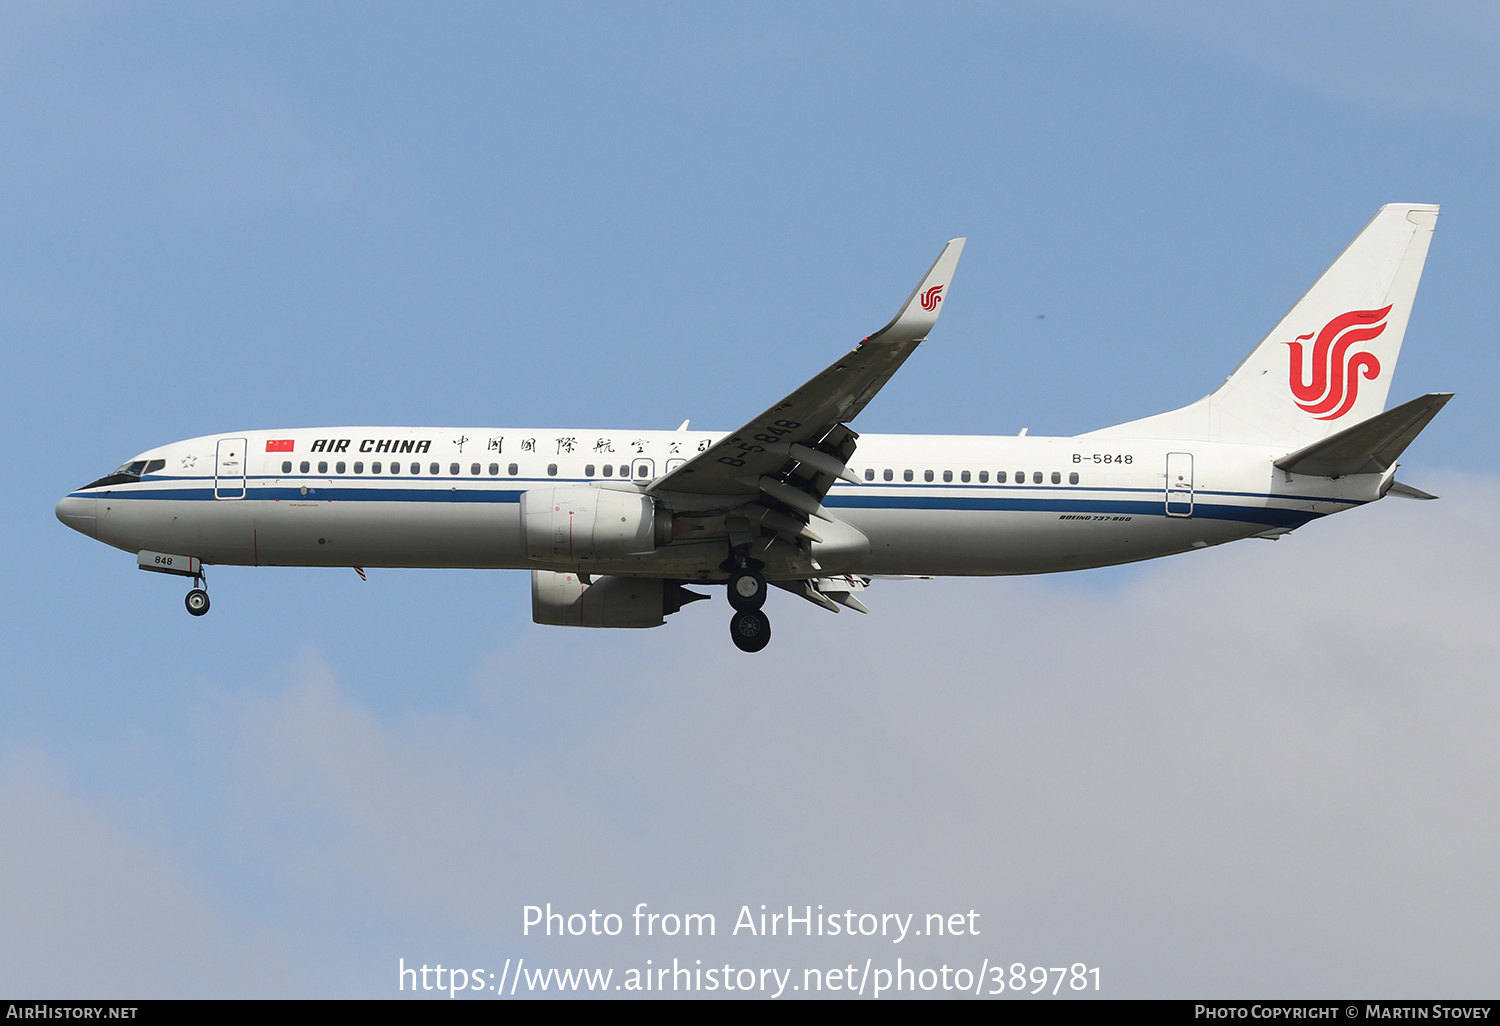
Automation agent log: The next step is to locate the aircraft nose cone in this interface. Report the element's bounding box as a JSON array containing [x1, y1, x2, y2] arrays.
[[55, 495, 97, 538]]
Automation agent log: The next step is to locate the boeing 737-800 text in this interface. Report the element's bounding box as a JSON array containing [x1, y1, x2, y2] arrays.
[[56, 204, 1449, 652]]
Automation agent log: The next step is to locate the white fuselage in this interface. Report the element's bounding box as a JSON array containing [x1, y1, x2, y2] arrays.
[[50, 208, 1442, 649], [57, 425, 1381, 581]]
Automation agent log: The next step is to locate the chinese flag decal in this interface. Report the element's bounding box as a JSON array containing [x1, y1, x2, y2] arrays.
[[266, 439, 294, 452]]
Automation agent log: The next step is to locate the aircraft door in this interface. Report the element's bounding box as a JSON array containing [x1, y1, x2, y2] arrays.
[[1165, 452, 1193, 517], [215, 437, 248, 499]]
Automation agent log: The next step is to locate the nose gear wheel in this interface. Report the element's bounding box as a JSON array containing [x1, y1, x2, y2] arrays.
[[185, 589, 210, 616]]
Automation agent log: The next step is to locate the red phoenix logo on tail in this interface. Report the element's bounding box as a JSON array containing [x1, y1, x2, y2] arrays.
[[1284, 306, 1391, 420], [919, 284, 944, 311]]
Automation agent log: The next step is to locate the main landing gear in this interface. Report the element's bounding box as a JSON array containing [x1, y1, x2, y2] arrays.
[[727, 566, 767, 612], [725, 561, 770, 653], [729, 608, 770, 653]]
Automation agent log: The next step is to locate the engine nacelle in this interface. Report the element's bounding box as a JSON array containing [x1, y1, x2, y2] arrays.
[[520, 486, 666, 562], [531, 571, 705, 628]]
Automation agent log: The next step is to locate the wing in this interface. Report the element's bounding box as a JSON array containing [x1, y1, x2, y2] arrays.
[[649, 237, 965, 507], [771, 574, 872, 614]]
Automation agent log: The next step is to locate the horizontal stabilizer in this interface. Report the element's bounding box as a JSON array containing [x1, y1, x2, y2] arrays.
[[1275, 392, 1451, 477], [1387, 480, 1439, 500]]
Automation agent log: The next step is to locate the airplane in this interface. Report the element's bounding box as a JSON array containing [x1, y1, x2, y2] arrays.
[[56, 203, 1449, 653]]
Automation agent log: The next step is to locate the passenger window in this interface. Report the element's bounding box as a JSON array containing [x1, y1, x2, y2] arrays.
[[317, 461, 328, 474], [411, 462, 420, 475], [979, 471, 989, 483], [470, 463, 480, 475], [282, 461, 292, 474], [509, 463, 519, 476], [960, 470, 969, 483], [489, 463, 499, 475], [1033, 471, 1043, 484], [903, 469, 914, 482], [300, 461, 310, 474], [392, 463, 401, 475], [431, 463, 440, 475], [943, 470, 953, 483], [1051, 471, 1061, 484], [449, 463, 460, 476], [996, 471, 1006, 483], [354, 462, 364, 474], [636, 465, 648, 478], [603, 464, 613, 477], [336, 462, 346, 474], [585, 464, 596, 477], [620, 465, 630, 477], [548, 464, 558, 476], [1069, 472, 1079, 484], [372, 462, 382, 474], [883, 469, 893, 482], [1015, 471, 1024, 483], [924, 470, 934, 482], [864, 468, 874, 481]]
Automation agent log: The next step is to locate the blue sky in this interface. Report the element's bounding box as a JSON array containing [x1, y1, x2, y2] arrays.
[[3, 1, 1498, 998]]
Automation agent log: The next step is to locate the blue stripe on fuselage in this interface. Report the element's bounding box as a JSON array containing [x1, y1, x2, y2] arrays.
[[73, 480, 1337, 529], [821, 493, 1326, 528]]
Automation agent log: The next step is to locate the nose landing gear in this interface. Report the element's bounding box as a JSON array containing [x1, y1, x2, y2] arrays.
[[134, 550, 212, 617], [183, 565, 210, 616]]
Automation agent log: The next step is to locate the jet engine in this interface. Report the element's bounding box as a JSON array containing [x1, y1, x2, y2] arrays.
[[531, 571, 707, 628], [520, 486, 671, 562]]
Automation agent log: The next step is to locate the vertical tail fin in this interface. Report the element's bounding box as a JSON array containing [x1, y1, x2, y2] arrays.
[[1087, 204, 1438, 447]]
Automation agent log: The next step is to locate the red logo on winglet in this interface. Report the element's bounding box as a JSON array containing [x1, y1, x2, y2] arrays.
[[266, 439, 294, 452], [1284, 306, 1391, 421], [919, 284, 944, 312]]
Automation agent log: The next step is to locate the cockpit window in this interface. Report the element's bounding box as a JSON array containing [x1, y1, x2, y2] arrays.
[[81, 458, 154, 490]]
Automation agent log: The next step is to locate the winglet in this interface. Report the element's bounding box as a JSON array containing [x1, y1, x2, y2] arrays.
[[863, 238, 966, 344]]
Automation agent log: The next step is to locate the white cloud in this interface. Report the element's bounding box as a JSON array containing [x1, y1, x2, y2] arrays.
[[201, 471, 1500, 995], [0, 749, 299, 997], [7, 474, 1493, 996]]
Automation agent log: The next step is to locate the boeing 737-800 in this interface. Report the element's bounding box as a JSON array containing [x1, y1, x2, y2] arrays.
[[56, 204, 1449, 652]]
